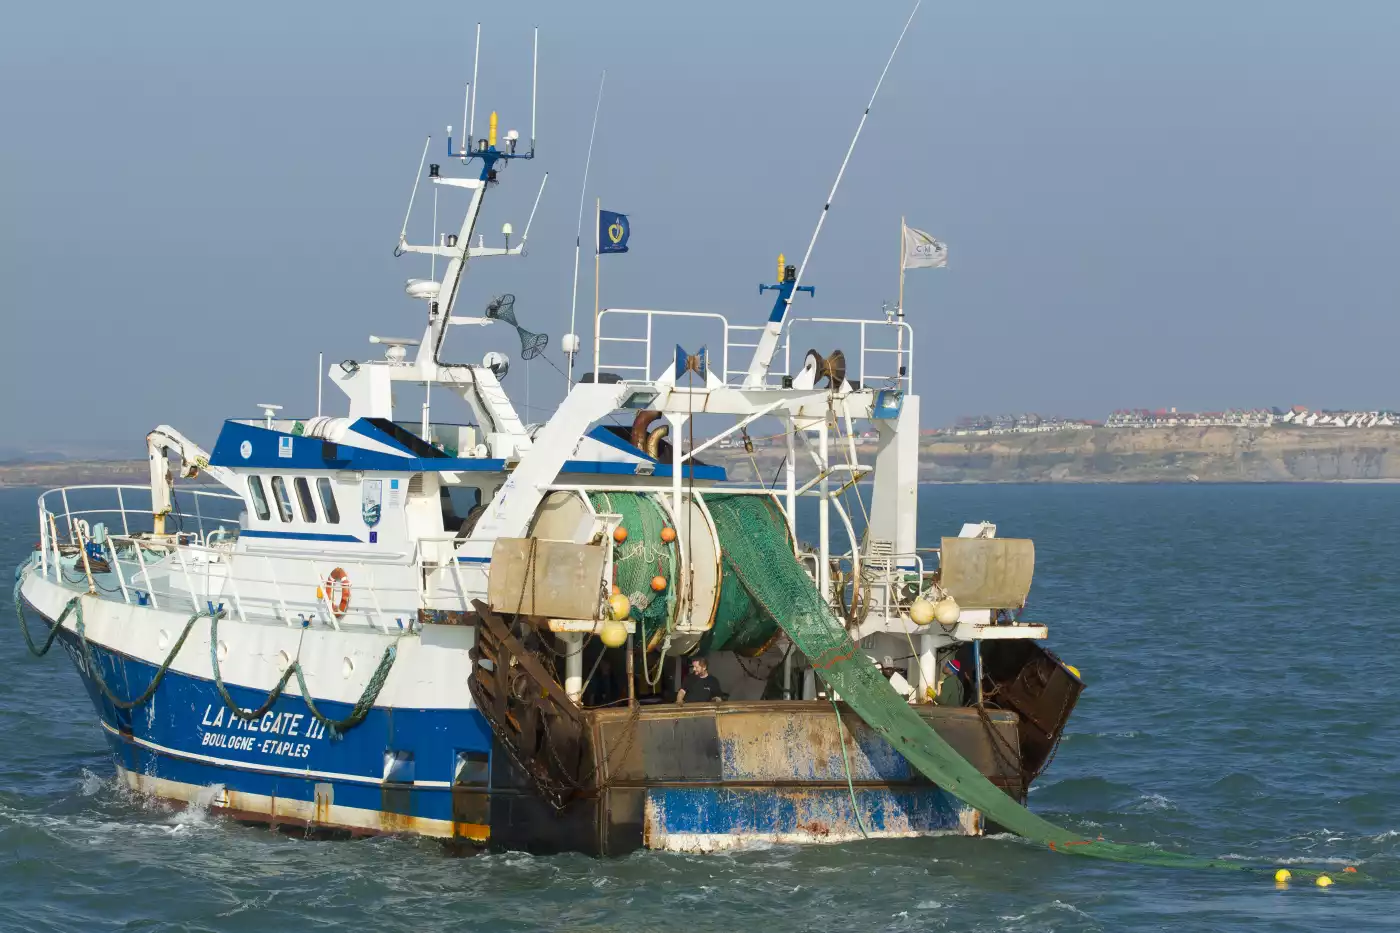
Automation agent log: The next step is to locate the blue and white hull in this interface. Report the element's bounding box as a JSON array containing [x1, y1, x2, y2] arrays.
[[20, 569, 492, 840], [19, 566, 1005, 853]]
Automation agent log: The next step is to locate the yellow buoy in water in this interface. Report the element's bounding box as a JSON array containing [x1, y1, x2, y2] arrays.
[[1274, 869, 1292, 883], [607, 593, 631, 621], [599, 618, 628, 648], [910, 597, 936, 625], [932, 597, 961, 625], [1316, 875, 1333, 888]]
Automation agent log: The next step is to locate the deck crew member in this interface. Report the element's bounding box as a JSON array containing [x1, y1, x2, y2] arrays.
[[675, 656, 726, 704]]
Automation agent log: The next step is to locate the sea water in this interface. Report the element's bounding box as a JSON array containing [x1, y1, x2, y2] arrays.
[[1, 483, 1397, 932]]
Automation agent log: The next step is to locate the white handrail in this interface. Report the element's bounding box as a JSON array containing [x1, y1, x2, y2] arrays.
[[785, 317, 915, 391]]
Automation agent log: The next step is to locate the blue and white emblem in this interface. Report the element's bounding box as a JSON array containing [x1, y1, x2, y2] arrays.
[[239, 440, 252, 459], [278, 436, 293, 459]]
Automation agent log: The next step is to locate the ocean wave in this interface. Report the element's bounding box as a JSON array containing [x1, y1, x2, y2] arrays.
[[1131, 793, 1175, 812]]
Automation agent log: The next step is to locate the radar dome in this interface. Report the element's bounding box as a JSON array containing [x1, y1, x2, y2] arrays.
[[405, 279, 441, 301]]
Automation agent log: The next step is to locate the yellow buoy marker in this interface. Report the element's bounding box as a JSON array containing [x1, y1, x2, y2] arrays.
[[932, 597, 961, 625], [1316, 875, 1333, 888], [1274, 869, 1291, 883], [607, 593, 631, 621], [599, 618, 628, 648]]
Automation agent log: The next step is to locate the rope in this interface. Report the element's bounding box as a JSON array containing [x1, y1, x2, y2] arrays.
[[14, 573, 214, 709], [14, 577, 75, 657], [208, 612, 399, 740], [831, 697, 870, 839], [15, 570, 395, 740]]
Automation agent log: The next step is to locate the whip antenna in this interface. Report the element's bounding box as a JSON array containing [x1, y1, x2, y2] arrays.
[[530, 25, 539, 155], [745, 1, 920, 386], [395, 135, 432, 253], [468, 22, 481, 144], [792, 1, 918, 311], [458, 84, 470, 157], [565, 70, 605, 389], [520, 172, 548, 247]]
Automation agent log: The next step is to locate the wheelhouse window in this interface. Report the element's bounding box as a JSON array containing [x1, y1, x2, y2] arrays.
[[247, 476, 270, 521], [270, 476, 294, 522], [317, 477, 341, 523], [293, 477, 317, 523]]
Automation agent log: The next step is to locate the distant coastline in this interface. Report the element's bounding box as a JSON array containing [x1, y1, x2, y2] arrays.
[[9, 425, 1400, 487], [710, 425, 1400, 484]]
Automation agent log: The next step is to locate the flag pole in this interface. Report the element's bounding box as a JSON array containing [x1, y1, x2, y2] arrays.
[[592, 198, 601, 375], [897, 216, 906, 386]]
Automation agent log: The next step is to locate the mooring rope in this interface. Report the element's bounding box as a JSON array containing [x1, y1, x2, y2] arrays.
[[208, 612, 399, 740], [15, 574, 218, 709], [14, 576, 76, 658], [15, 572, 398, 739]]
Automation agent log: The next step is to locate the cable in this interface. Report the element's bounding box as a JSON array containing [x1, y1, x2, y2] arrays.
[[831, 696, 871, 839]]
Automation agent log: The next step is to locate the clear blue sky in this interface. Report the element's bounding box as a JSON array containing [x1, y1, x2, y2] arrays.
[[4, 1, 1399, 456]]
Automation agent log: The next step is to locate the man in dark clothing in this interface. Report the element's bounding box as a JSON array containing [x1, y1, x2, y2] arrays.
[[676, 656, 725, 704]]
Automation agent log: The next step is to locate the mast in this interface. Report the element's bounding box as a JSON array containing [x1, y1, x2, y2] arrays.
[[393, 26, 541, 368]]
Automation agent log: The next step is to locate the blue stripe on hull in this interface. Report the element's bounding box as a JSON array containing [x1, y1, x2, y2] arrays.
[[646, 785, 970, 843], [45, 624, 491, 829]]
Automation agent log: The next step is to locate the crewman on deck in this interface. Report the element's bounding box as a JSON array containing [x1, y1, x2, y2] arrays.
[[676, 656, 726, 704], [933, 656, 965, 706]]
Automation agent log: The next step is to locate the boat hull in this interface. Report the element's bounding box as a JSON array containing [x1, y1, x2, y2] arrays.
[[20, 572, 1023, 853]]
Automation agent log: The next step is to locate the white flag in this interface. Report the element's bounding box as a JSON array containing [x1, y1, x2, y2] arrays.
[[902, 224, 947, 270]]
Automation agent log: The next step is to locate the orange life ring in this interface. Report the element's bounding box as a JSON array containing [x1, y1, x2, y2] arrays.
[[325, 567, 351, 619]]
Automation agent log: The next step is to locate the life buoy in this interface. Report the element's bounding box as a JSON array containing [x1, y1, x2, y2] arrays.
[[325, 567, 351, 619]]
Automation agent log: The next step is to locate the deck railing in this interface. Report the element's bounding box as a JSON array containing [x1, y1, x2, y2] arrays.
[[595, 307, 914, 390], [35, 485, 429, 632]]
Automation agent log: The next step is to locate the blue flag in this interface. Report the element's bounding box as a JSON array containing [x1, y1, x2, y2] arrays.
[[598, 209, 630, 254]]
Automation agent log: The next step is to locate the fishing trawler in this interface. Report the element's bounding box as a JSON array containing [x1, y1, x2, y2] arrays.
[[13, 22, 1083, 854]]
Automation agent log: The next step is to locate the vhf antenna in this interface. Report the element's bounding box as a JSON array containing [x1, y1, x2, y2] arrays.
[[446, 25, 538, 160], [469, 22, 480, 147], [395, 135, 432, 255]]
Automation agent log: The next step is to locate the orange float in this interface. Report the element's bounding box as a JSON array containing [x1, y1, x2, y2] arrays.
[[613, 526, 628, 543], [660, 527, 676, 543], [650, 575, 667, 592]]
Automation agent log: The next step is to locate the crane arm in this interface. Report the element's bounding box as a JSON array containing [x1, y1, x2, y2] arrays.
[[146, 426, 239, 535]]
